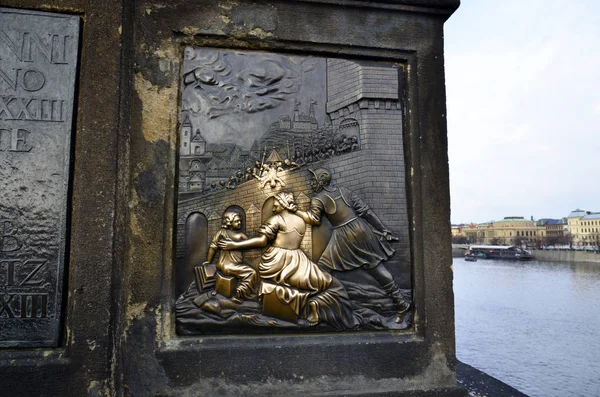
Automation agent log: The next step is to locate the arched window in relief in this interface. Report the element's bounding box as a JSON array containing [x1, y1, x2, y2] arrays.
[[178, 212, 208, 297], [261, 197, 274, 224]]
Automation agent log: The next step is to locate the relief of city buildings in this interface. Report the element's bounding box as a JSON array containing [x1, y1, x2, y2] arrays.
[[178, 99, 361, 195]]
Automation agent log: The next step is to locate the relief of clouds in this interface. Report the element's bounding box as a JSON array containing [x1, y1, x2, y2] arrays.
[[183, 48, 306, 118]]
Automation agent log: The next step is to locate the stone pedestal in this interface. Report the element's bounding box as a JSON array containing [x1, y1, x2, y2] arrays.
[[0, 1, 464, 396]]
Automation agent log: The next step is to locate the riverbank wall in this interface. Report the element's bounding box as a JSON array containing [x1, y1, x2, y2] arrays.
[[532, 250, 600, 264], [451, 244, 600, 264]]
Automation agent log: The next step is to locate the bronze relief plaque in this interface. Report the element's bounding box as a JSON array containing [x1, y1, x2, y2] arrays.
[[0, 9, 80, 347], [175, 48, 411, 334]]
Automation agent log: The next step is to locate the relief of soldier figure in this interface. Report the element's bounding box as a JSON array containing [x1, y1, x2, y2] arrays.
[[297, 168, 411, 323], [175, 169, 412, 333]]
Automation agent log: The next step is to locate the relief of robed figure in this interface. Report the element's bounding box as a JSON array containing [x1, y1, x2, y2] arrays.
[[218, 192, 360, 330]]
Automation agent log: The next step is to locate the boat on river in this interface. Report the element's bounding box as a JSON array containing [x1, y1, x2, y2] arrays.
[[466, 245, 534, 261]]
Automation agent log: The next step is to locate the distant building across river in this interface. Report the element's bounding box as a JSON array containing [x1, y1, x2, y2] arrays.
[[452, 209, 600, 248]]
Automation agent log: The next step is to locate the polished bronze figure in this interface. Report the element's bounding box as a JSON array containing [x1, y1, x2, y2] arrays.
[[297, 168, 411, 323], [218, 192, 360, 330], [204, 211, 258, 303]]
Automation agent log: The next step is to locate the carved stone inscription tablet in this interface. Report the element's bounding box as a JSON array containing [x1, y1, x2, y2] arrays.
[[0, 9, 80, 347], [175, 48, 411, 334]]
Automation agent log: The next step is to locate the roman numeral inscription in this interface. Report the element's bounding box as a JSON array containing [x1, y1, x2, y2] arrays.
[[0, 96, 65, 123], [0, 294, 48, 319], [0, 8, 80, 348]]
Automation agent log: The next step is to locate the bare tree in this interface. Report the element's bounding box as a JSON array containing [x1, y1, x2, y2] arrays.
[[452, 236, 470, 244], [490, 237, 503, 245]]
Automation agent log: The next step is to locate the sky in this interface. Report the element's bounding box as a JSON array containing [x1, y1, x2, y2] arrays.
[[444, 0, 600, 224]]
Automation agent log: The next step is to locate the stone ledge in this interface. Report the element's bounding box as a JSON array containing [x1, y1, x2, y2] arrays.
[[293, 0, 460, 13], [457, 361, 529, 397]]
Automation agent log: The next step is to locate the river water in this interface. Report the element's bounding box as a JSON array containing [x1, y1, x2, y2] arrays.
[[453, 258, 600, 397]]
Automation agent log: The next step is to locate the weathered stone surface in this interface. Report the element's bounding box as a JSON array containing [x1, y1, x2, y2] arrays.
[[0, 7, 80, 347], [0, 1, 467, 396], [120, 1, 464, 395]]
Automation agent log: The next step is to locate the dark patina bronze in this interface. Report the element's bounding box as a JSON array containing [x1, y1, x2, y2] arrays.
[[0, 8, 80, 347]]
